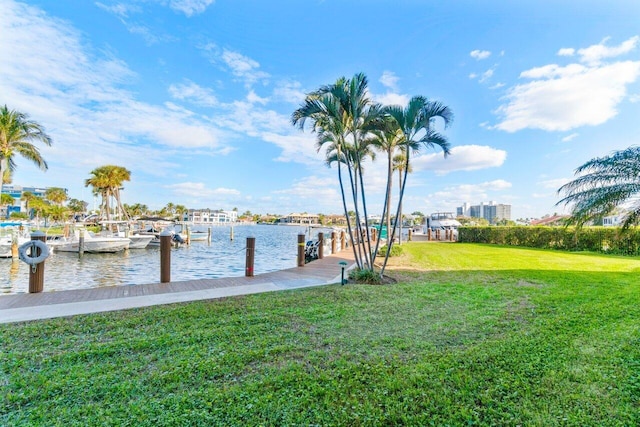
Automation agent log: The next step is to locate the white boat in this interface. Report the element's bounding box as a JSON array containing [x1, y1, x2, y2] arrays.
[[49, 229, 130, 253], [173, 222, 209, 242], [99, 221, 154, 249], [419, 212, 461, 241], [126, 234, 155, 249], [0, 222, 31, 258]]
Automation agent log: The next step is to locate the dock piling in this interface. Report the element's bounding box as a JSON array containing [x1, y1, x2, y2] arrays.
[[297, 234, 305, 267], [160, 230, 172, 283], [28, 231, 47, 293], [245, 237, 255, 277]]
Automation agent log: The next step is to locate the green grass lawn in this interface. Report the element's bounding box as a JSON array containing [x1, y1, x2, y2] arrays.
[[2, 243, 639, 426]]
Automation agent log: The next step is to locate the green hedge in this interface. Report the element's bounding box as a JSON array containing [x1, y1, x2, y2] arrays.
[[458, 226, 640, 255]]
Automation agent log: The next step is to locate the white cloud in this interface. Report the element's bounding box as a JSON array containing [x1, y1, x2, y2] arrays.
[[95, 2, 139, 18], [273, 80, 306, 104], [95, 2, 174, 44], [470, 50, 491, 60], [166, 182, 240, 198], [495, 60, 640, 132], [247, 89, 268, 105], [495, 37, 640, 132], [561, 133, 579, 142], [261, 132, 320, 165], [479, 67, 495, 83], [577, 36, 639, 66], [557, 47, 575, 57], [469, 73, 478, 80], [372, 92, 410, 106], [169, 0, 215, 16], [379, 70, 400, 91], [413, 145, 507, 175], [168, 80, 218, 106], [0, 0, 230, 179], [273, 176, 339, 201], [221, 48, 269, 82], [426, 180, 511, 208], [202, 44, 270, 85], [539, 178, 570, 189]]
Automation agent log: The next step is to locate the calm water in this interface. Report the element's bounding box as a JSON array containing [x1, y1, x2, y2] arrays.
[[0, 224, 328, 294]]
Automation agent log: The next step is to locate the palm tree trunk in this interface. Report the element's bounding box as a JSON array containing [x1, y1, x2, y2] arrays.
[[381, 152, 411, 277], [371, 149, 393, 265], [0, 160, 4, 209], [347, 158, 366, 269], [337, 151, 362, 269], [398, 169, 403, 245], [357, 158, 374, 269]]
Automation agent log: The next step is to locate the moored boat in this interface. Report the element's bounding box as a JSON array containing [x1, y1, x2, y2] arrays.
[[49, 229, 130, 253], [0, 222, 32, 258]]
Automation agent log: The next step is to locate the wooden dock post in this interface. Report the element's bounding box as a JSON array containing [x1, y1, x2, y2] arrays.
[[207, 227, 212, 244], [340, 230, 346, 250], [28, 231, 47, 293], [408, 229, 413, 241], [160, 230, 172, 283], [78, 229, 85, 258], [245, 237, 255, 277], [428, 228, 432, 241], [318, 232, 324, 259], [331, 231, 337, 254], [11, 238, 18, 258], [297, 234, 305, 267], [230, 226, 234, 241]]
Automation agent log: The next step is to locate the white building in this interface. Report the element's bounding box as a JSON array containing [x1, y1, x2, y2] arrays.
[[187, 209, 238, 224], [457, 201, 511, 223]]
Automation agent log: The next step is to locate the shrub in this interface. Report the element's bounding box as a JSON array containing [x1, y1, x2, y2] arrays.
[[458, 226, 640, 255], [348, 268, 383, 285], [377, 244, 403, 257]]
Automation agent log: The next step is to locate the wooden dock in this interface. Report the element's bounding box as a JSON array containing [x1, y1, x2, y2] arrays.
[[0, 252, 355, 323]]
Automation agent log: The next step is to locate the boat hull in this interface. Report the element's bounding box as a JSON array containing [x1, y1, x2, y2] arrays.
[[51, 239, 130, 253]]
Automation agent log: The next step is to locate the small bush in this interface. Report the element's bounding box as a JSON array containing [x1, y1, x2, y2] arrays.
[[378, 244, 403, 257], [348, 268, 383, 285]]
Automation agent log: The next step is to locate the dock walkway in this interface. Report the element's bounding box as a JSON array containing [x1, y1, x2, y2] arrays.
[[0, 252, 355, 324]]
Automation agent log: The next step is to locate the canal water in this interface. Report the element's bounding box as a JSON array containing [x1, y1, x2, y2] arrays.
[[0, 224, 329, 294]]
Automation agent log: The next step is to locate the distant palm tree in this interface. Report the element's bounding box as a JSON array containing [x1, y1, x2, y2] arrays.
[[0, 105, 52, 199], [1, 193, 14, 208], [558, 146, 640, 228], [67, 198, 88, 219], [85, 165, 131, 221], [45, 187, 68, 206], [175, 204, 187, 221], [21, 191, 35, 218]]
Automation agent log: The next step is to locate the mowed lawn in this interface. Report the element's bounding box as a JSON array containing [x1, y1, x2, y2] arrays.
[[1, 243, 639, 426]]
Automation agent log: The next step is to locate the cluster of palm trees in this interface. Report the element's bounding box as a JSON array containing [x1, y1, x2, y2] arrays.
[[84, 165, 132, 221], [292, 73, 453, 275]]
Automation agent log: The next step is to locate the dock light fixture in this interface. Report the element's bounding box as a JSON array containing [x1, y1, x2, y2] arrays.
[[339, 261, 348, 285]]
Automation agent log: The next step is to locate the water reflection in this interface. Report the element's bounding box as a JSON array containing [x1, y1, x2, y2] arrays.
[[0, 225, 326, 294]]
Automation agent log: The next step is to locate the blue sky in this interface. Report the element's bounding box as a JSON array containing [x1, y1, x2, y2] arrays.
[[1, 0, 639, 219]]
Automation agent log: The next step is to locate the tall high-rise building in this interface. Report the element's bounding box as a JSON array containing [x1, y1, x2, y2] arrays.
[[457, 201, 511, 223]]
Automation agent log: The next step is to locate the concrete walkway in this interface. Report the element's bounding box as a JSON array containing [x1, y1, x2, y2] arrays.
[[0, 252, 355, 324]]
